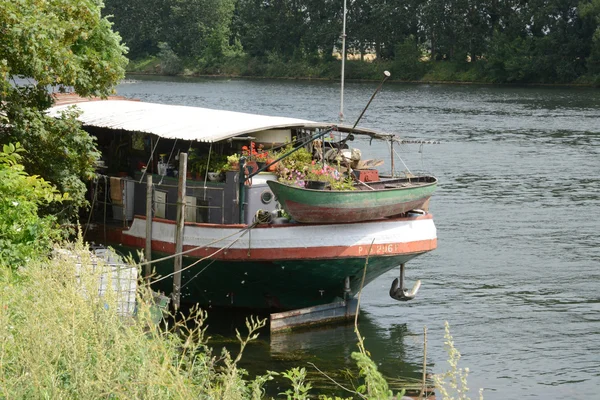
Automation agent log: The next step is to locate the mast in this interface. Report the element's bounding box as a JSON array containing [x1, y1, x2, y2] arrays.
[[339, 0, 347, 125]]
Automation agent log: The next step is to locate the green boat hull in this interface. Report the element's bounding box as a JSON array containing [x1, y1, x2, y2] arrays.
[[120, 248, 425, 311]]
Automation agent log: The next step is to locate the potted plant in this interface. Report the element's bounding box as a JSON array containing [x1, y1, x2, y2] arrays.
[[243, 142, 274, 168], [305, 161, 339, 190], [224, 154, 240, 171]]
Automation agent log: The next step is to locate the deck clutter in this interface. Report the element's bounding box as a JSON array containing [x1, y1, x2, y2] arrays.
[[48, 96, 438, 329]]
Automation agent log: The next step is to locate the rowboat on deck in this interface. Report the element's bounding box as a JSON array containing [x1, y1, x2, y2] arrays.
[[267, 175, 437, 223]]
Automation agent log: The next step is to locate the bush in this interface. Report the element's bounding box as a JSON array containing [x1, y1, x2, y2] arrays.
[[0, 143, 64, 269], [392, 37, 426, 81], [158, 42, 184, 76]]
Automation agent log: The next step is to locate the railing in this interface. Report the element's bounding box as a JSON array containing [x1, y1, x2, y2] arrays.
[[87, 173, 227, 228]]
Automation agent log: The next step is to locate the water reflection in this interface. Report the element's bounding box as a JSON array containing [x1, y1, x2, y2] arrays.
[[117, 77, 600, 399], [206, 311, 428, 396]]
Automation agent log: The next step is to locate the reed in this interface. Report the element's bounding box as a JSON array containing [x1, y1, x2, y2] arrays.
[[0, 241, 270, 399], [0, 239, 479, 399]]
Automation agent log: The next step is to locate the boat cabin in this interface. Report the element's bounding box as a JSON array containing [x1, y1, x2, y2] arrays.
[[49, 98, 425, 227]]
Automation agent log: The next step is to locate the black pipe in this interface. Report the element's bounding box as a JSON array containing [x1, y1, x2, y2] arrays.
[[351, 71, 391, 130]]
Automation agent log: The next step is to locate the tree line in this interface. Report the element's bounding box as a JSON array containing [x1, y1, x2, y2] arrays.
[[106, 0, 600, 83]]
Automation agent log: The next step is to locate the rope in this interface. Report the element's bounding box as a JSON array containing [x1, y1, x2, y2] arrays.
[[139, 137, 161, 183], [387, 140, 412, 175], [136, 222, 256, 268], [180, 258, 217, 289], [149, 222, 256, 284], [83, 177, 99, 238], [159, 138, 178, 185]]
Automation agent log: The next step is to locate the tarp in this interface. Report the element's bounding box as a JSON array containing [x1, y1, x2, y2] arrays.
[[47, 100, 326, 143]]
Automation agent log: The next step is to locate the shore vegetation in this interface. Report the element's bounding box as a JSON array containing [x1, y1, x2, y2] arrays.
[[105, 0, 600, 85]]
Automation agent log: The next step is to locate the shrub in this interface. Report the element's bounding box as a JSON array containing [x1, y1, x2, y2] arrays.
[[0, 143, 65, 269]]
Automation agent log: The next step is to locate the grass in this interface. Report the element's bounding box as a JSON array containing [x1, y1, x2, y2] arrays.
[[0, 241, 273, 399], [0, 238, 480, 399]]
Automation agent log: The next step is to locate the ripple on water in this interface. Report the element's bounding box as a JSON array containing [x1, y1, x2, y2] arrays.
[[118, 78, 600, 400]]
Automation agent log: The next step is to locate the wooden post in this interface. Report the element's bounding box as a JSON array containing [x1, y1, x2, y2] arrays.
[[173, 152, 187, 311], [144, 174, 153, 281]]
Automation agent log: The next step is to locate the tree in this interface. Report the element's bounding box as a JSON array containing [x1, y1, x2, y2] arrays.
[[0, 0, 128, 221], [0, 143, 65, 269]]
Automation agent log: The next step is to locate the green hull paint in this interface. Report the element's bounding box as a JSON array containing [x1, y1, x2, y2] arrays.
[[116, 245, 425, 310]]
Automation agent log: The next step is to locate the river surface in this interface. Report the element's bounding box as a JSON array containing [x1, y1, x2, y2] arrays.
[[117, 76, 600, 399]]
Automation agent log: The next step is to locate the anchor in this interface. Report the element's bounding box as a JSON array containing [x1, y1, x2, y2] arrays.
[[389, 263, 421, 301]]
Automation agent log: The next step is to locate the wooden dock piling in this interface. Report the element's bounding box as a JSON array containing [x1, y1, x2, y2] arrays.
[[144, 174, 152, 280], [173, 153, 187, 311]]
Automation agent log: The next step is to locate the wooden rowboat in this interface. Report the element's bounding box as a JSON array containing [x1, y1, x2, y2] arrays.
[[267, 175, 437, 223]]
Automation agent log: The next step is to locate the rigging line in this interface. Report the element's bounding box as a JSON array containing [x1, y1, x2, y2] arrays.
[[83, 176, 99, 238], [387, 140, 412, 175], [159, 138, 179, 186], [203, 142, 213, 201], [183, 211, 267, 288], [149, 224, 255, 285], [135, 221, 258, 268], [180, 257, 217, 289], [103, 175, 107, 243], [139, 136, 161, 183]]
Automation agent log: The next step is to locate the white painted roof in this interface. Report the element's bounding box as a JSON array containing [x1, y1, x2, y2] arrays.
[[48, 100, 325, 143]]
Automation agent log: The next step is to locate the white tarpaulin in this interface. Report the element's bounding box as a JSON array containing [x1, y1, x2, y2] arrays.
[[48, 100, 326, 143]]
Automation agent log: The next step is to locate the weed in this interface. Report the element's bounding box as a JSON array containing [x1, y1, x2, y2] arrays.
[[433, 321, 484, 400]]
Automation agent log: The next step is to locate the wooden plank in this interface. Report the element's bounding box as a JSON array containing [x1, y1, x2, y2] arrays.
[[270, 299, 358, 332]]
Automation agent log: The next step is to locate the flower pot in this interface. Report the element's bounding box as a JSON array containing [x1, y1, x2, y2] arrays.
[[305, 180, 328, 190]]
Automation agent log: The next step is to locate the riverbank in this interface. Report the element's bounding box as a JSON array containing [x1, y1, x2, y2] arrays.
[[126, 56, 599, 87]]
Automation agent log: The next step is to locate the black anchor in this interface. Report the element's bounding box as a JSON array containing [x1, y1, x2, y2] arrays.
[[389, 263, 421, 301]]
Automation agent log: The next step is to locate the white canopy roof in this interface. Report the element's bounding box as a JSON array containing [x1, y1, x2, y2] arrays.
[[48, 100, 327, 143]]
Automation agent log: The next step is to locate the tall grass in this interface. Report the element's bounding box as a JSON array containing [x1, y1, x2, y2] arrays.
[[0, 240, 479, 399], [0, 242, 273, 399]]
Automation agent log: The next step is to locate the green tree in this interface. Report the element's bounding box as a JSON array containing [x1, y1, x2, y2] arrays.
[[0, 143, 65, 269], [0, 0, 127, 220], [579, 0, 600, 77], [104, 0, 169, 58]]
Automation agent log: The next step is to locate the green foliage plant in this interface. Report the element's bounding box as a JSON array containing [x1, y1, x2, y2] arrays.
[[0, 241, 276, 399], [392, 36, 425, 81], [330, 176, 357, 191], [158, 42, 184, 75], [275, 141, 313, 186], [0, 0, 127, 222], [280, 367, 312, 400], [0, 143, 65, 269], [433, 321, 484, 400]]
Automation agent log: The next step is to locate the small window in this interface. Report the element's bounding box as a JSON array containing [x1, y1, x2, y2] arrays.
[[261, 190, 273, 204]]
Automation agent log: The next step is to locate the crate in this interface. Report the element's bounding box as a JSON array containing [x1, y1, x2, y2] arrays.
[[353, 169, 379, 182]]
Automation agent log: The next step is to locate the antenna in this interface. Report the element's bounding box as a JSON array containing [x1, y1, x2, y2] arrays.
[[351, 70, 391, 130], [339, 0, 347, 123]]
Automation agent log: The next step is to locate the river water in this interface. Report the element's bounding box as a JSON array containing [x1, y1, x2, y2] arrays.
[[117, 76, 600, 399]]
